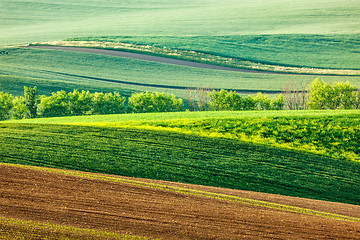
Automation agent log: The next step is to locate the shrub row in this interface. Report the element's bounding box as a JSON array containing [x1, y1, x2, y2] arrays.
[[1, 79, 359, 120], [0, 89, 184, 119]]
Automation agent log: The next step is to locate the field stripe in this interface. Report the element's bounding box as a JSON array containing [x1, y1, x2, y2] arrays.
[[29, 46, 282, 74], [36, 69, 282, 94], [2, 163, 359, 223], [0, 216, 154, 240]]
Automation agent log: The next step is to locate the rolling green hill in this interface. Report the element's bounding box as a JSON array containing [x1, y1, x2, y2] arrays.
[[2, 110, 360, 205], [1, 0, 359, 96], [1, 0, 359, 46], [1, 48, 360, 98], [1, 0, 359, 208], [1, 122, 359, 205]]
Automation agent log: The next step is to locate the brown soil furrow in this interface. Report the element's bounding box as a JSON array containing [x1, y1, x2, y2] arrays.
[[1, 164, 360, 240]]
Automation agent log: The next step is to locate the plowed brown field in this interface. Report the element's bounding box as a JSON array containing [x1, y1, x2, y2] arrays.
[[1, 164, 359, 239]]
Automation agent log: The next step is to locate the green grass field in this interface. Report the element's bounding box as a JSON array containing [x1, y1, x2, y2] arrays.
[[10, 109, 360, 162], [1, 122, 359, 205], [67, 34, 360, 70], [1, 0, 359, 46], [1, 0, 360, 96], [1, 48, 360, 98], [1, 0, 360, 211]]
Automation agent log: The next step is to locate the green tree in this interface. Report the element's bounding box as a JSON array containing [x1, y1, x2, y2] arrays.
[[92, 92, 126, 115], [333, 82, 356, 109], [308, 79, 333, 109], [128, 92, 183, 113], [253, 92, 271, 110], [209, 90, 247, 111], [38, 90, 70, 117], [24, 86, 38, 118], [270, 94, 285, 110], [353, 90, 360, 109], [12, 96, 28, 119], [308, 79, 357, 109], [68, 90, 92, 116], [0, 92, 14, 120]]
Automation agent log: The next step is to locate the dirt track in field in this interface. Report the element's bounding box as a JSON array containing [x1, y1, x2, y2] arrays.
[[1, 164, 360, 239]]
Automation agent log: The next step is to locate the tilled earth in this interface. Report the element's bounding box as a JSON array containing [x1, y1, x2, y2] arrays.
[[1, 164, 359, 239]]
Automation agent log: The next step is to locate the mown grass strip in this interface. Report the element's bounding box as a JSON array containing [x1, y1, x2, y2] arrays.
[[2, 163, 359, 223], [0, 215, 153, 240]]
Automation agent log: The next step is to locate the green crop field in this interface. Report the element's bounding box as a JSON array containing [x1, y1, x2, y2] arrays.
[[1, 0, 360, 216], [10, 109, 360, 162], [1, 0, 359, 46], [1, 122, 359, 205], [1, 48, 360, 98], [70, 34, 360, 70], [1, 0, 360, 97]]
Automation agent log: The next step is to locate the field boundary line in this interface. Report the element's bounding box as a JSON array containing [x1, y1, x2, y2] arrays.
[[2, 162, 359, 223]]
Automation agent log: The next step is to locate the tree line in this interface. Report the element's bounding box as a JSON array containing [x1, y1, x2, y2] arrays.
[[0, 79, 359, 120]]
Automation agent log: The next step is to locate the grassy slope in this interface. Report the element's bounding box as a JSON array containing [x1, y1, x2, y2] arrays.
[[1, 0, 359, 96], [1, 0, 359, 46], [11, 109, 360, 162], [2, 110, 360, 205], [1, 48, 360, 98]]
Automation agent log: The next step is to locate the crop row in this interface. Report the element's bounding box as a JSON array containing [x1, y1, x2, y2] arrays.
[[1, 123, 359, 205]]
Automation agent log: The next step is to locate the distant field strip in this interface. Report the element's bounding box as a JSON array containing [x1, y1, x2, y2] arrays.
[[37, 69, 282, 94], [1, 123, 359, 205], [32, 42, 360, 76], [0, 215, 153, 240], [1, 162, 359, 223], [29, 46, 270, 74]]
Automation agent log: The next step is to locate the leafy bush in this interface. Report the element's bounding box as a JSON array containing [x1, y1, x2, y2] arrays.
[[68, 90, 92, 116], [91, 92, 126, 115], [128, 92, 183, 113], [209, 90, 284, 111], [0, 92, 14, 120], [38, 90, 70, 117], [11, 96, 28, 119], [308, 79, 358, 109]]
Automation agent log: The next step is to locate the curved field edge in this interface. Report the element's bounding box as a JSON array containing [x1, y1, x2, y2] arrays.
[[1, 162, 359, 223], [30, 41, 360, 76], [0, 216, 153, 240]]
